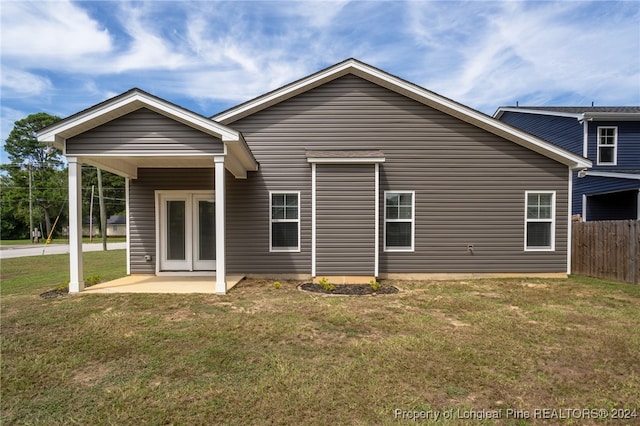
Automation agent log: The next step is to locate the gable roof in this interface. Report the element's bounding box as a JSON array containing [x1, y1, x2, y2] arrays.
[[494, 106, 640, 121], [213, 58, 591, 170], [39, 88, 242, 144], [37, 88, 258, 178]]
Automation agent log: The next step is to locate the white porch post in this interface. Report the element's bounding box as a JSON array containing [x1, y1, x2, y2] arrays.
[[68, 157, 84, 292], [214, 156, 226, 294], [125, 178, 131, 275]]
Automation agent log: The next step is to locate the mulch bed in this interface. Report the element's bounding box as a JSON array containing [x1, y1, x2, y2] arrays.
[[299, 283, 399, 295], [40, 289, 68, 299]]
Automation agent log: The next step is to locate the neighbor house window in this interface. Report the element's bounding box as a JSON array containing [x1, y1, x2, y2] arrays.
[[525, 191, 555, 251], [597, 127, 617, 165], [270, 192, 300, 252], [384, 191, 414, 251]]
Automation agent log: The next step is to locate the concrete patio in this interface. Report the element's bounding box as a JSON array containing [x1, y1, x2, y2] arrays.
[[82, 275, 245, 294]]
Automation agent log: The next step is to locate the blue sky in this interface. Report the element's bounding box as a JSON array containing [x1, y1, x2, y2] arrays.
[[1, 0, 639, 164]]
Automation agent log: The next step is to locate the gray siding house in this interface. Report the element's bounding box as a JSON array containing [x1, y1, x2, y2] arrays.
[[38, 59, 591, 293]]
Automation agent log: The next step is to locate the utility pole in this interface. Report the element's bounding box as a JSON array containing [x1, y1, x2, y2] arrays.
[[28, 163, 34, 243], [97, 168, 107, 251], [89, 185, 95, 242]]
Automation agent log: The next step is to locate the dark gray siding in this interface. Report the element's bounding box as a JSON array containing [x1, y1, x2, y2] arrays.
[[316, 164, 375, 275], [67, 108, 224, 155], [226, 75, 569, 275], [129, 168, 215, 274]]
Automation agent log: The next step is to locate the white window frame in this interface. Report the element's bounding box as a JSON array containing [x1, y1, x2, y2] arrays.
[[597, 126, 617, 165], [269, 191, 301, 252], [524, 191, 556, 252], [384, 190, 415, 252]]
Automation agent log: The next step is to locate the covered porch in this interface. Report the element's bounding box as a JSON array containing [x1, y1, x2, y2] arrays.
[[82, 274, 246, 294], [37, 89, 258, 295]]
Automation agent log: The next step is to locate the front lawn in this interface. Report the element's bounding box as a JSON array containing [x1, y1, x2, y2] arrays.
[[1, 254, 639, 425]]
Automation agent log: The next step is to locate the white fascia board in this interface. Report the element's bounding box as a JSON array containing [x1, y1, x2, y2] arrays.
[[306, 157, 385, 164], [583, 112, 640, 121], [493, 107, 583, 120], [38, 91, 240, 143], [585, 171, 640, 180]]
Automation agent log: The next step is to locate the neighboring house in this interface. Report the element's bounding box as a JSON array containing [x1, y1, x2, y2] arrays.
[[494, 106, 640, 221], [106, 215, 126, 237], [37, 59, 590, 294], [82, 216, 100, 237]]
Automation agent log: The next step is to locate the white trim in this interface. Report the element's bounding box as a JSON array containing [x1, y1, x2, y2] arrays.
[[494, 107, 584, 120], [567, 170, 572, 274], [495, 107, 640, 122], [582, 120, 589, 158], [383, 190, 415, 252], [269, 191, 301, 253], [582, 194, 587, 222], [155, 190, 216, 273], [193, 193, 216, 271], [311, 164, 317, 277], [637, 190, 640, 221], [125, 178, 131, 275], [524, 191, 556, 252], [38, 90, 240, 143], [306, 157, 385, 164], [68, 157, 84, 292], [585, 171, 640, 180], [214, 59, 590, 170], [214, 156, 226, 294], [596, 126, 618, 166], [374, 163, 380, 277]]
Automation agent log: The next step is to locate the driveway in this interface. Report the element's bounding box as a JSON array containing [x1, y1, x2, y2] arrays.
[[0, 242, 126, 259]]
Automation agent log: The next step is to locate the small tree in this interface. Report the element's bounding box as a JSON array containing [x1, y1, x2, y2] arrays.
[[2, 113, 64, 239]]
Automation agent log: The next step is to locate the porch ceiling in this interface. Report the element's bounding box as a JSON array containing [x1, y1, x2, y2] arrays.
[[81, 154, 251, 180]]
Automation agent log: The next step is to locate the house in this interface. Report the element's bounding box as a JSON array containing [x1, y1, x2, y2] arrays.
[[37, 59, 591, 294], [106, 215, 126, 237], [82, 216, 100, 237], [494, 106, 640, 221]]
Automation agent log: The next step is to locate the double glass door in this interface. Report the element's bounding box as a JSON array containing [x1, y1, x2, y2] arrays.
[[159, 192, 215, 271]]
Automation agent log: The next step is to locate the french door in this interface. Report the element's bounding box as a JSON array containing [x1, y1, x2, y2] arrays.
[[158, 192, 215, 271]]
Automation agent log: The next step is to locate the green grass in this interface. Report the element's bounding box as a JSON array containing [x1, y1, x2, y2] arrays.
[[1, 250, 127, 295], [0, 237, 126, 246], [1, 260, 639, 425]]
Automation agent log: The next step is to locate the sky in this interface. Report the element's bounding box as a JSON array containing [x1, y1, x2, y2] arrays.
[[1, 0, 639, 164]]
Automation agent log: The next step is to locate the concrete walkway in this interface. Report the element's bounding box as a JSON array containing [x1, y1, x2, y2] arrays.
[[83, 274, 245, 294], [0, 242, 126, 259]]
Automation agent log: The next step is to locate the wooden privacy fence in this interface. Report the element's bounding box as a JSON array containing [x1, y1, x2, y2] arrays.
[[572, 220, 639, 284]]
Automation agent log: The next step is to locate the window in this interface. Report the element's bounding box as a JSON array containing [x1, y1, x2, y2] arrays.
[[270, 192, 300, 252], [525, 191, 555, 251], [384, 191, 414, 251], [597, 127, 617, 165]]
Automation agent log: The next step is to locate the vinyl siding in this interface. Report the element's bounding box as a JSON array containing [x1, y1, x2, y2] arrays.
[[129, 168, 216, 274], [66, 108, 224, 155], [499, 111, 583, 154], [316, 164, 375, 275], [587, 121, 640, 171], [225, 75, 569, 274]]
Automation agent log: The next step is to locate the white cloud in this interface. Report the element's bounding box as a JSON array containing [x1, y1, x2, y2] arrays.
[[0, 67, 52, 97], [106, 2, 191, 72], [1, 106, 30, 163], [0, 0, 112, 61], [407, 1, 640, 110], [286, 0, 351, 28]]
